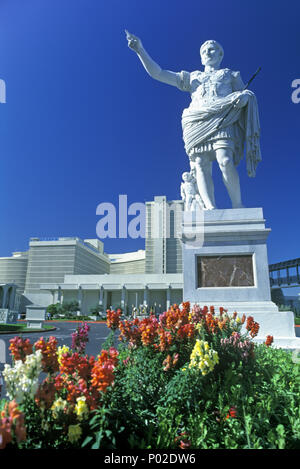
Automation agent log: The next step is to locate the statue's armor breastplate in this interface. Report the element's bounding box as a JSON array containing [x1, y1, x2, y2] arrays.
[[189, 69, 233, 110]]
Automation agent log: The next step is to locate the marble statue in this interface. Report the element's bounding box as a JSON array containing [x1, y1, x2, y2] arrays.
[[125, 31, 262, 210], [180, 171, 205, 211]]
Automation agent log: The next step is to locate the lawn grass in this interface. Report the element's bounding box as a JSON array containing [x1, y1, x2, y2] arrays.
[[0, 323, 55, 333]]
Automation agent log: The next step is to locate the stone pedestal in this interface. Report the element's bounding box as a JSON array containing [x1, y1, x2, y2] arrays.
[[26, 305, 46, 329], [182, 208, 300, 349]]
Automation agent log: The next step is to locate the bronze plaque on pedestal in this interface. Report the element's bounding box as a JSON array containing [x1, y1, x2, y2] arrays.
[[197, 255, 254, 288]]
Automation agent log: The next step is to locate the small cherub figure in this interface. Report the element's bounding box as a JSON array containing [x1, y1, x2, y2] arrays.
[[181, 171, 206, 211]]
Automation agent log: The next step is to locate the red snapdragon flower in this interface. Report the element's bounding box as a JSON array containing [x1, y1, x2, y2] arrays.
[[9, 337, 33, 363], [106, 309, 122, 330], [71, 322, 90, 354], [265, 335, 274, 347], [34, 336, 59, 374], [174, 431, 191, 449], [245, 316, 260, 338], [0, 400, 26, 449], [226, 406, 237, 419], [91, 347, 119, 393], [35, 377, 56, 409]]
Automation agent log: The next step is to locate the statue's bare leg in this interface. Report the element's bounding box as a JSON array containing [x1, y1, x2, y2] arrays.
[[194, 154, 216, 210], [215, 148, 244, 208], [187, 194, 194, 211]]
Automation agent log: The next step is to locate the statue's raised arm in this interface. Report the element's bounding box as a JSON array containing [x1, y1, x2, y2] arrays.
[[125, 30, 180, 88]]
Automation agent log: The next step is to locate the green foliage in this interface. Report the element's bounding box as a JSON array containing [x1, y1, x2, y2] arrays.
[[82, 343, 300, 449], [62, 301, 80, 316], [89, 305, 103, 315], [47, 301, 80, 319], [17, 399, 73, 449], [46, 303, 61, 318]]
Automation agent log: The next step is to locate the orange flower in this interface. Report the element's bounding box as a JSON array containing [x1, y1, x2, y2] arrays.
[[172, 353, 179, 366], [265, 335, 274, 347], [205, 313, 219, 334], [59, 352, 95, 380], [35, 377, 56, 409], [219, 307, 227, 316], [155, 327, 172, 352], [226, 406, 237, 419], [162, 354, 172, 372], [106, 309, 121, 330], [181, 301, 190, 313], [34, 336, 59, 374], [9, 337, 33, 362], [177, 323, 195, 340], [245, 316, 260, 338], [139, 316, 159, 346], [174, 431, 191, 449], [119, 318, 143, 346], [91, 347, 119, 393], [0, 416, 12, 449], [179, 440, 191, 449], [0, 400, 26, 449]]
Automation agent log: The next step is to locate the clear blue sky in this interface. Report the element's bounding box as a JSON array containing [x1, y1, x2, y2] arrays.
[[0, 0, 299, 268]]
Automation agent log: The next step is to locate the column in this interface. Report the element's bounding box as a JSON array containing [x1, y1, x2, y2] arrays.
[[77, 286, 82, 312], [51, 290, 56, 304], [9, 286, 17, 310], [2, 286, 9, 309], [99, 286, 104, 308], [143, 286, 148, 313], [103, 290, 108, 312], [166, 285, 171, 310], [121, 285, 126, 311], [57, 286, 62, 305]]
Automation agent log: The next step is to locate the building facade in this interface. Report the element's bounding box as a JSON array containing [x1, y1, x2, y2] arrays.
[[1, 196, 185, 314], [145, 196, 183, 274], [40, 272, 183, 315], [109, 250, 146, 274], [23, 237, 110, 307], [0, 251, 28, 293]]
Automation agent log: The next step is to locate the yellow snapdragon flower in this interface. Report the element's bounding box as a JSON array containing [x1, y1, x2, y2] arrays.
[[74, 396, 89, 421], [51, 397, 68, 419], [57, 345, 70, 365], [189, 339, 219, 375]]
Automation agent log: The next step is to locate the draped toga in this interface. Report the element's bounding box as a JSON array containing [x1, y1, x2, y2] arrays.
[[176, 68, 262, 177]]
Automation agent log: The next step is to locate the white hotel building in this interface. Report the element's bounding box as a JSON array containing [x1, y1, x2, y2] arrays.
[[0, 197, 184, 314]]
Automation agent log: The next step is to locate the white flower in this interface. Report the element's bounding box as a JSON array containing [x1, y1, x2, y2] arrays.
[[3, 350, 43, 403]]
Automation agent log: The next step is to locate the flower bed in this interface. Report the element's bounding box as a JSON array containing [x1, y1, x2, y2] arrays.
[[0, 304, 299, 449]]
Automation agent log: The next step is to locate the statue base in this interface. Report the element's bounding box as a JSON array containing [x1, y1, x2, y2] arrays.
[[181, 207, 300, 350]]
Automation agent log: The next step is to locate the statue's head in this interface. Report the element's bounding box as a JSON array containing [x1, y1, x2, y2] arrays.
[[200, 40, 224, 67], [182, 172, 192, 182]]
